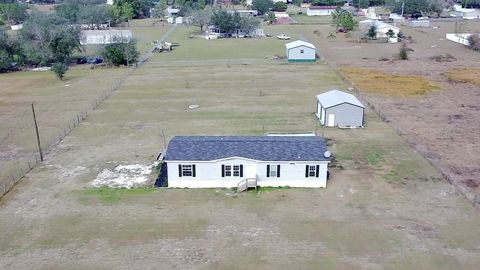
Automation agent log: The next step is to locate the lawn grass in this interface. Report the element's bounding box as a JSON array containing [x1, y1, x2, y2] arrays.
[[341, 67, 439, 96], [290, 14, 333, 24], [444, 68, 480, 86], [0, 66, 128, 183], [81, 187, 157, 203], [150, 26, 287, 61]]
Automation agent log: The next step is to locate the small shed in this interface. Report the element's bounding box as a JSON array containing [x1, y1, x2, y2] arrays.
[[285, 40, 316, 62], [316, 90, 365, 127]]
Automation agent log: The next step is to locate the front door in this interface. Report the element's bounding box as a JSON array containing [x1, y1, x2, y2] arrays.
[[327, 114, 335, 127], [246, 164, 256, 179]]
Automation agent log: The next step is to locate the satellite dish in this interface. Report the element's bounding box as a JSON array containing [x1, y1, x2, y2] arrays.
[[324, 151, 331, 158]]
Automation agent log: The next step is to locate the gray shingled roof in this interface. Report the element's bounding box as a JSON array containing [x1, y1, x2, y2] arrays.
[[165, 136, 330, 161]]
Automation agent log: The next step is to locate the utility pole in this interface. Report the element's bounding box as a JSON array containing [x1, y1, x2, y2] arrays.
[[31, 103, 43, 162], [401, 2, 405, 17]]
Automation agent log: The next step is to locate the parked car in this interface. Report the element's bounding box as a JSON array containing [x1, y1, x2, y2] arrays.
[[276, 34, 291, 40], [86, 57, 103, 64], [75, 57, 87, 64]]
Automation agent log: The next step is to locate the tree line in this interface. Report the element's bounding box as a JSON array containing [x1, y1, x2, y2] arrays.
[[0, 0, 140, 78]]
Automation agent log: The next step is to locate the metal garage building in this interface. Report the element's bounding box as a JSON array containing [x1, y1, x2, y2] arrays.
[[285, 40, 317, 62], [316, 90, 365, 127]]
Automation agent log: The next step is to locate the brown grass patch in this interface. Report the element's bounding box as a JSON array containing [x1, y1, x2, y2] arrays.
[[341, 68, 438, 97], [444, 68, 480, 86]]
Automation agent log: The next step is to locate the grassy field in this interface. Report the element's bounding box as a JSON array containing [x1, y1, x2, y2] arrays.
[[118, 19, 172, 54], [1, 22, 480, 269], [290, 14, 333, 24], [444, 68, 480, 85], [0, 66, 128, 186], [151, 25, 288, 61]]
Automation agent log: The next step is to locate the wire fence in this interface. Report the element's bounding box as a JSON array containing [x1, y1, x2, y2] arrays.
[[0, 25, 177, 199]]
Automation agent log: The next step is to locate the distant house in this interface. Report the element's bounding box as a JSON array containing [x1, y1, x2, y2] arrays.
[[164, 136, 331, 188], [226, 10, 259, 16], [316, 90, 365, 127], [80, 30, 132, 45], [359, 19, 400, 38], [451, 4, 480, 19], [306, 6, 337, 16], [166, 7, 180, 17], [446, 33, 478, 46], [410, 19, 430, 28], [285, 40, 317, 62]]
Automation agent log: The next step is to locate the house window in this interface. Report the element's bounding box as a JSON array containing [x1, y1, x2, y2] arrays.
[[233, 165, 240, 177], [309, 165, 317, 177], [305, 165, 320, 178], [267, 165, 281, 177], [225, 165, 232, 177], [178, 164, 196, 177], [222, 164, 243, 177], [300, 49, 304, 53]]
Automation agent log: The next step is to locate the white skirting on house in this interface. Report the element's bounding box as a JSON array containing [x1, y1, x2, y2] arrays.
[[168, 179, 326, 188]]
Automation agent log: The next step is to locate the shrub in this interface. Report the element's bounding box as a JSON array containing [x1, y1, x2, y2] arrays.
[[398, 43, 409, 60], [51, 62, 68, 80], [468, 34, 480, 51]]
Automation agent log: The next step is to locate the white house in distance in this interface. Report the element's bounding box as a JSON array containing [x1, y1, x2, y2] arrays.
[[80, 30, 132, 45], [451, 4, 480, 19], [306, 6, 337, 16], [446, 33, 478, 46], [359, 19, 400, 39], [285, 40, 317, 62], [316, 90, 365, 127], [164, 136, 331, 188]]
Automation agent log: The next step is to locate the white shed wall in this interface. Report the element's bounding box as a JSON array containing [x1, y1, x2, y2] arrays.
[[287, 45, 316, 61]]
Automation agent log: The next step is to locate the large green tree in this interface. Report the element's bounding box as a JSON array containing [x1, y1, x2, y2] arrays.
[[19, 13, 80, 65], [113, 0, 155, 19], [101, 38, 139, 66], [0, 28, 15, 70], [252, 0, 273, 15], [0, 2, 27, 25], [189, 6, 212, 31], [332, 8, 357, 31], [386, 0, 442, 15]]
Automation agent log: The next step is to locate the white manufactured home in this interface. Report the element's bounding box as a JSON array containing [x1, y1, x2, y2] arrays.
[[80, 30, 132, 45], [306, 6, 337, 16], [285, 40, 317, 62], [316, 90, 365, 127], [164, 136, 330, 188]]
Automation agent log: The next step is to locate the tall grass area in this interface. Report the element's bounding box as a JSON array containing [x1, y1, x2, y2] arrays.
[[341, 68, 438, 96]]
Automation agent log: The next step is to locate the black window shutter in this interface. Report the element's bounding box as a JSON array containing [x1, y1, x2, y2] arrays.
[[277, 165, 281, 178], [316, 165, 320, 178], [192, 164, 196, 177], [221, 165, 225, 177], [178, 164, 182, 177], [266, 165, 270, 177], [305, 165, 309, 178], [240, 165, 243, 177]]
